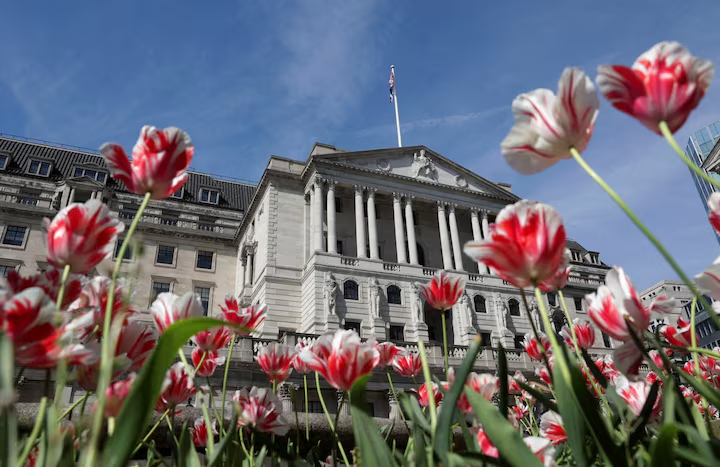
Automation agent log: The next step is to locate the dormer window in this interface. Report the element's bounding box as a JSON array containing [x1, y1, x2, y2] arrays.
[[27, 160, 51, 177], [199, 188, 219, 204], [570, 250, 583, 262], [0, 154, 8, 170], [73, 167, 108, 184], [170, 187, 184, 199]]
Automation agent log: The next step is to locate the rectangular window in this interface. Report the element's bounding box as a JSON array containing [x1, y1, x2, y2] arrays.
[[514, 335, 524, 349], [389, 325, 404, 342], [0, 265, 14, 277], [344, 321, 361, 333], [27, 160, 51, 176], [480, 332, 491, 347], [151, 281, 171, 302], [335, 196, 343, 213], [602, 332, 611, 348], [308, 401, 323, 413], [19, 190, 38, 206], [170, 188, 184, 199], [195, 286, 211, 316], [573, 297, 583, 311], [72, 166, 109, 183], [2, 225, 27, 246], [114, 240, 132, 260], [196, 250, 214, 270], [337, 240, 344, 255], [156, 245, 176, 265], [199, 188, 219, 204], [0, 154, 7, 170]]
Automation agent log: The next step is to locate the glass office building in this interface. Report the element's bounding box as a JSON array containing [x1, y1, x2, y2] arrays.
[[686, 121, 720, 245]]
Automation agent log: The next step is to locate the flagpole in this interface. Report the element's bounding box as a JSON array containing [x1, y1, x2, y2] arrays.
[[391, 65, 402, 147]]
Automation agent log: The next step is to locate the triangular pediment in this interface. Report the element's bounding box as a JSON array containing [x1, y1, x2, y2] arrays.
[[66, 176, 105, 188], [312, 145, 518, 201]]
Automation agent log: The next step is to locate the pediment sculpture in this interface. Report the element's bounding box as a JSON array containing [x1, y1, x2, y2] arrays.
[[411, 149, 438, 181]]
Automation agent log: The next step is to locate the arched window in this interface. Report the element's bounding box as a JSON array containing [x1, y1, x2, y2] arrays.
[[508, 298, 520, 316], [387, 285, 402, 304], [547, 292, 556, 307], [343, 280, 359, 300], [473, 295, 487, 313]]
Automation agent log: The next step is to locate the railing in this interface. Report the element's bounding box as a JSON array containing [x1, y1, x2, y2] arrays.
[[383, 262, 400, 271], [468, 274, 482, 282], [114, 207, 229, 234], [0, 190, 52, 208], [252, 339, 274, 356], [341, 257, 359, 266], [422, 268, 437, 276]]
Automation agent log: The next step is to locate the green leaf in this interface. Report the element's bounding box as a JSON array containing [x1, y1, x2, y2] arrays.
[[650, 424, 679, 467], [206, 414, 239, 467], [553, 364, 589, 467], [515, 380, 558, 413], [463, 388, 542, 467], [677, 370, 720, 412], [350, 375, 394, 467], [497, 344, 508, 420], [448, 452, 501, 466], [434, 336, 482, 462], [628, 381, 660, 445], [177, 422, 202, 467], [0, 332, 16, 467], [397, 393, 431, 434], [101, 317, 231, 467]]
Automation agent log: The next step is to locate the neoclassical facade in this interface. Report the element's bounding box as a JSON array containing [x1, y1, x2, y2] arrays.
[[0, 135, 615, 415]]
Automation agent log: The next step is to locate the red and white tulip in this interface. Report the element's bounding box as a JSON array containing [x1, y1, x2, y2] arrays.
[[597, 42, 714, 134], [419, 270, 464, 311], [220, 297, 266, 336], [100, 126, 194, 200], [152, 292, 205, 334], [189, 417, 218, 448], [538, 250, 571, 292], [522, 332, 551, 361], [193, 323, 232, 352], [392, 351, 423, 378], [297, 330, 379, 391], [233, 387, 289, 436], [615, 375, 661, 418], [560, 319, 596, 350], [540, 411, 567, 446], [464, 200, 567, 289], [586, 267, 649, 342], [101, 374, 136, 418], [192, 348, 225, 378], [660, 316, 692, 348], [155, 362, 196, 413], [709, 193, 720, 235], [414, 381, 443, 408], [68, 277, 136, 338], [255, 343, 296, 384], [376, 341, 402, 367], [501, 67, 599, 174], [44, 200, 124, 274], [6, 268, 83, 309]]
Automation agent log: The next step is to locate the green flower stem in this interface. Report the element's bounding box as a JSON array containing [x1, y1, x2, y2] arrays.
[[314, 372, 350, 467], [54, 264, 71, 314], [303, 374, 310, 442], [201, 402, 215, 456], [205, 377, 223, 429], [417, 340, 437, 434], [519, 290, 551, 371], [17, 397, 47, 467], [659, 121, 720, 190], [441, 311, 450, 375], [86, 191, 152, 467], [220, 339, 235, 435], [663, 345, 720, 359], [59, 393, 88, 420], [533, 288, 571, 383], [691, 297, 701, 375], [569, 147, 720, 330], [52, 265, 72, 415]]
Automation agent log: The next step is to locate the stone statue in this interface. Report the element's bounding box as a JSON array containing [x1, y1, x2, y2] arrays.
[[460, 290, 474, 329], [411, 149, 438, 181], [528, 298, 541, 331], [368, 277, 381, 319], [323, 272, 338, 318], [494, 295, 508, 333], [410, 282, 425, 323]]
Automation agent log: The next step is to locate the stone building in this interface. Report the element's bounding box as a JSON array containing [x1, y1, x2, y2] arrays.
[[0, 135, 614, 416]]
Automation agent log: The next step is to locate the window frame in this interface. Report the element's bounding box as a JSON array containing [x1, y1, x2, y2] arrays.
[[473, 294, 487, 313], [155, 244, 178, 267], [573, 296, 583, 312], [1, 224, 30, 249], [389, 324, 404, 342], [0, 260, 21, 278], [343, 280, 359, 300], [26, 159, 52, 177], [199, 188, 220, 205], [194, 285, 212, 316], [170, 187, 184, 199], [195, 249, 216, 272], [343, 320, 361, 333], [113, 238, 134, 262], [508, 298, 521, 317], [0, 153, 9, 170], [72, 165, 108, 184], [386, 284, 402, 305], [150, 280, 172, 305], [480, 332, 492, 347]]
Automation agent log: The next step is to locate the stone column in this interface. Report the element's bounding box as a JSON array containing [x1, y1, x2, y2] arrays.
[[337, 390, 351, 416], [367, 188, 379, 260], [327, 181, 337, 254], [470, 209, 483, 273], [392, 193, 407, 263], [448, 204, 464, 271], [278, 382, 294, 413], [388, 389, 402, 420], [480, 210, 492, 274], [68, 187, 76, 204], [245, 250, 253, 285], [313, 180, 324, 252], [437, 202, 453, 270], [405, 197, 419, 265], [354, 186, 367, 258], [304, 192, 311, 261]]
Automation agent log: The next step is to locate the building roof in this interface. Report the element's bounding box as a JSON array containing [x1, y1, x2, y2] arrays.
[[0, 135, 256, 212]]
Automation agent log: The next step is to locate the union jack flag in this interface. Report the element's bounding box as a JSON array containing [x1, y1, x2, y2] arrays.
[[389, 70, 395, 103]]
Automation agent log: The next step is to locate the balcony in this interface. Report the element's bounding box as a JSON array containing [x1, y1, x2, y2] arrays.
[[112, 205, 237, 240]]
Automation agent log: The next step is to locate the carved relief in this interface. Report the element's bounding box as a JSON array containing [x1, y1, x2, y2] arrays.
[[455, 175, 468, 188], [411, 149, 438, 181], [376, 158, 391, 172]]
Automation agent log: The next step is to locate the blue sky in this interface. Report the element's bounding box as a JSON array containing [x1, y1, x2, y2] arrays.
[[2, 1, 720, 290]]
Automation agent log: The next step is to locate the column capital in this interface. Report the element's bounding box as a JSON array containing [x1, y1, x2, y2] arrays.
[[404, 195, 415, 207], [436, 200, 447, 210], [366, 188, 377, 199], [448, 203, 458, 213], [353, 184, 364, 195], [392, 192, 403, 202], [480, 209, 489, 220], [323, 178, 338, 187]]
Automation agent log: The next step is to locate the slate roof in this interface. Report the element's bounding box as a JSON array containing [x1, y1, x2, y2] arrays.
[[0, 135, 256, 212]]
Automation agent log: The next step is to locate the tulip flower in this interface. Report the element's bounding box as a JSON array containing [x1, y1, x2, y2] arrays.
[[392, 351, 423, 378], [233, 387, 289, 436], [419, 270, 464, 311], [255, 343, 296, 384], [522, 332, 551, 361], [151, 292, 205, 334], [220, 297, 266, 336]]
